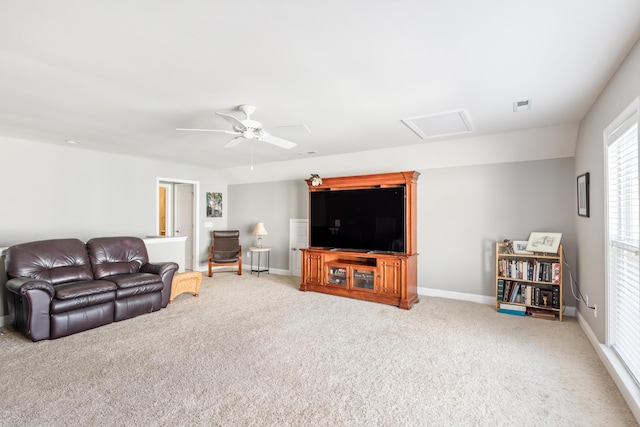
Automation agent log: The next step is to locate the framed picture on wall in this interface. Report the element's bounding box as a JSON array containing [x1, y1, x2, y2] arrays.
[[577, 173, 590, 217], [206, 192, 222, 218]]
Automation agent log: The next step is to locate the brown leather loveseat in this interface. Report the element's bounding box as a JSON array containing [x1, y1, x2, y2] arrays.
[[5, 236, 178, 341]]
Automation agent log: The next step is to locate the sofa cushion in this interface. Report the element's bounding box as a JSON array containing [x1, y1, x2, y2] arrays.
[[86, 236, 149, 279], [6, 238, 94, 285], [104, 273, 162, 289], [54, 280, 117, 300], [116, 283, 164, 299], [51, 291, 116, 314], [104, 272, 164, 299]]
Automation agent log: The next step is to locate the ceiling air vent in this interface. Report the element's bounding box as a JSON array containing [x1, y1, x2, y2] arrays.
[[513, 99, 532, 112], [401, 109, 473, 140]]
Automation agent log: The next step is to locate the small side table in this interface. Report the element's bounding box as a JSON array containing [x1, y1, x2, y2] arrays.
[[249, 247, 271, 277], [169, 271, 202, 303]]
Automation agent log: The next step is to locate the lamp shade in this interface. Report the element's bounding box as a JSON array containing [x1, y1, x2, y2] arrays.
[[253, 222, 268, 236]]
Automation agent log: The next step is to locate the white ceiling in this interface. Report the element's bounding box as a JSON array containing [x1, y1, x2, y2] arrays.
[[1, 1, 639, 170]]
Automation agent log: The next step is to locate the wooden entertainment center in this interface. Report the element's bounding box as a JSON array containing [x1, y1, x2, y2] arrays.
[[299, 171, 420, 309]]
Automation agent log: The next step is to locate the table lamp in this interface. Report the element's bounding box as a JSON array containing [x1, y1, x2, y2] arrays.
[[253, 222, 268, 248]]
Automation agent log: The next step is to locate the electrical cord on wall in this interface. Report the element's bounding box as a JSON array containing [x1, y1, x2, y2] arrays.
[[562, 247, 596, 310]]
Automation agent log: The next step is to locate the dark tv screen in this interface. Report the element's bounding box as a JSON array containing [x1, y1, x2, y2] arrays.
[[309, 187, 406, 253]]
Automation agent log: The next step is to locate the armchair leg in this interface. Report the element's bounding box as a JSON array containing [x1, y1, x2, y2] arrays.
[[208, 261, 212, 277], [238, 260, 242, 275]]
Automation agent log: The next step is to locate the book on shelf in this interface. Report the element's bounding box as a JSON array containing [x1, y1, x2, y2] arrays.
[[499, 303, 526, 312], [497, 279, 504, 301], [499, 258, 560, 284], [503, 281, 512, 301], [498, 307, 526, 316], [552, 286, 559, 309], [509, 283, 520, 302], [526, 308, 557, 320], [552, 263, 561, 284]]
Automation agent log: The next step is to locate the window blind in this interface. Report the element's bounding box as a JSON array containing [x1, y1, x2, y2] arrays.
[[606, 101, 640, 386]]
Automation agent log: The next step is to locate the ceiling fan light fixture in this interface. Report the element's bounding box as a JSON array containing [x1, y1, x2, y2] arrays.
[[178, 104, 299, 149], [238, 104, 257, 118]]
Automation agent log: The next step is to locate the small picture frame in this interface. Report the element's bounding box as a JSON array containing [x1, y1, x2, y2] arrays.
[[206, 192, 223, 218], [577, 173, 590, 217], [526, 232, 562, 254], [539, 290, 553, 308], [512, 240, 533, 254]]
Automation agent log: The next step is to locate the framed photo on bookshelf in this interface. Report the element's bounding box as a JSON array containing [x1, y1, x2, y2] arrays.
[[577, 172, 590, 217], [539, 290, 553, 308], [512, 240, 533, 254], [525, 232, 562, 254]]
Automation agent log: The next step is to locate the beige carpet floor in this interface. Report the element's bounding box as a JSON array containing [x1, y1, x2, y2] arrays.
[[0, 273, 637, 427]]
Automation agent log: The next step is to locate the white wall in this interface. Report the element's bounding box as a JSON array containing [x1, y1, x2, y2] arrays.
[[219, 122, 578, 303], [0, 135, 230, 320], [574, 37, 640, 342], [0, 117, 579, 322], [421, 158, 576, 298], [228, 180, 308, 270], [217, 123, 578, 185], [225, 157, 576, 304]]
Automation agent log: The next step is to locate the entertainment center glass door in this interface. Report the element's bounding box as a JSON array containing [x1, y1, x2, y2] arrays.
[[352, 267, 375, 291], [327, 266, 347, 286]]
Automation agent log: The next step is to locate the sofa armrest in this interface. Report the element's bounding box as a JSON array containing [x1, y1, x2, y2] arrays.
[[141, 262, 179, 308], [6, 277, 55, 298], [6, 278, 55, 341]]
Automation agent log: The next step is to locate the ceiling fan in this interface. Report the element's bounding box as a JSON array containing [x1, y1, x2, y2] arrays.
[[176, 104, 302, 149]]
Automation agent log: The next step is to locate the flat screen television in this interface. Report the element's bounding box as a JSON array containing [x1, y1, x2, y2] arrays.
[[309, 187, 406, 253]]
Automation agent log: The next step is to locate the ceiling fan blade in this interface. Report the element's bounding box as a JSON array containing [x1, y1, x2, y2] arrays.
[[267, 124, 311, 134], [216, 112, 246, 130], [258, 135, 297, 149], [176, 128, 240, 135], [224, 137, 244, 148]]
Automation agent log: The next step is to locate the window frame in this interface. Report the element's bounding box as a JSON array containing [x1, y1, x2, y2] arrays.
[[604, 97, 640, 386]]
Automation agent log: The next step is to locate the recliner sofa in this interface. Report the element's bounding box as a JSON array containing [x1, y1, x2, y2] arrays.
[[5, 236, 178, 341]]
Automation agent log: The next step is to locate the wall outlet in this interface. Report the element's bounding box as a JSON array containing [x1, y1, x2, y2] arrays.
[[594, 304, 598, 318]]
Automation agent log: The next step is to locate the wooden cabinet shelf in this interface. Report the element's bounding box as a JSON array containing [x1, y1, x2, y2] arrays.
[[495, 242, 563, 321], [300, 248, 418, 309]]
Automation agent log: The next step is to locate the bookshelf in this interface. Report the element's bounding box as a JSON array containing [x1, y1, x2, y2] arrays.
[[495, 242, 563, 321]]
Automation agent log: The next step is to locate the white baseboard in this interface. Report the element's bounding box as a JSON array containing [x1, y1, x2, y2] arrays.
[[418, 286, 495, 305], [0, 314, 11, 328], [576, 311, 640, 424], [417, 286, 576, 317], [419, 286, 637, 422], [201, 265, 291, 277]]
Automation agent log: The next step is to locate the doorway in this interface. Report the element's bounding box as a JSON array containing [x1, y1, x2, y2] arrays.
[[289, 219, 308, 277], [157, 178, 200, 271]]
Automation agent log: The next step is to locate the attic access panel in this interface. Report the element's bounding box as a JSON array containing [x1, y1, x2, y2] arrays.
[[402, 109, 473, 140]]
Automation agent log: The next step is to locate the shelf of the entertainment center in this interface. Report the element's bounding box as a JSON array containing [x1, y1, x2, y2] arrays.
[[307, 248, 410, 263], [310, 247, 408, 255], [327, 258, 374, 267]]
